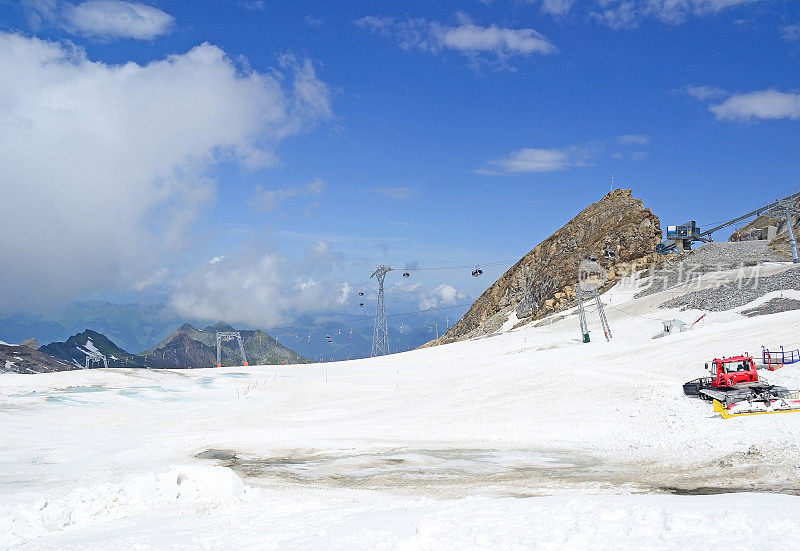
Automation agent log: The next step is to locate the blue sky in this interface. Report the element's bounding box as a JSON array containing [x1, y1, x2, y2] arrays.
[[1, 0, 799, 332]]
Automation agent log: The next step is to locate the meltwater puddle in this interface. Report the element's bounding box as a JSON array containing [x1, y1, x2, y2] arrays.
[[196, 447, 643, 497], [196, 446, 800, 498]]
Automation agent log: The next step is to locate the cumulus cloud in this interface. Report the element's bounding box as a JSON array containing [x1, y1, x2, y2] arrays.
[[0, 33, 331, 312], [355, 13, 556, 68], [710, 89, 800, 121], [616, 134, 650, 146], [23, 0, 174, 40], [249, 178, 325, 212], [169, 241, 352, 328], [477, 143, 601, 175], [591, 0, 762, 29], [384, 281, 468, 312], [417, 284, 466, 310]]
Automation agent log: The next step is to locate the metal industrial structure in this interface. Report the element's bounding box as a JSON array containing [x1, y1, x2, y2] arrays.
[[215, 331, 248, 367], [576, 287, 612, 343], [576, 259, 612, 343], [661, 191, 800, 261], [83, 349, 108, 369], [370, 265, 392, 357]]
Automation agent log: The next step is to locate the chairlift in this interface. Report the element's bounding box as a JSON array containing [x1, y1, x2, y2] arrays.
[[403, 271, 411, 278], [604, 249, 616, 259], [359, 301, 365, 307], [588, 254, 598, 263], [359, 290, 365, 297], [471, 266, 483, 277]]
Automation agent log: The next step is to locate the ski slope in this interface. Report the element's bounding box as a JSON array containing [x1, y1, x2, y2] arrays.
[[2, 265, 800, 549]]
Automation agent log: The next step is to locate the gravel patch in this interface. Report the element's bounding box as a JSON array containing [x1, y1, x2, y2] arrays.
[[741, 298, 800, 317], [636, 241, 789, 299], [659, 266, 800, 312]]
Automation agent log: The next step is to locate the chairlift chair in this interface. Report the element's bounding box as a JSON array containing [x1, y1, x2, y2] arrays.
[[472, 266, 483, 277]]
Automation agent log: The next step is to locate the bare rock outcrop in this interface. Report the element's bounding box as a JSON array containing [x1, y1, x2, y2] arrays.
[[425, 189, 662, 346], [21, 338, 39, 350]]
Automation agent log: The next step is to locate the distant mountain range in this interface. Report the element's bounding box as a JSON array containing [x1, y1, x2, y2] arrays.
[[0, 300, 466, 363], [0, 301, 183, 353], [141, 322, 307, 368], [10, 321, 306, 373], [39, 329, 145, 368]]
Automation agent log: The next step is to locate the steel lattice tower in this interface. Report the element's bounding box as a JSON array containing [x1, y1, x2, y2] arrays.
[[576, 287, 612, 343], [216, 331, 248, 367], [370, 265, 392, 357]]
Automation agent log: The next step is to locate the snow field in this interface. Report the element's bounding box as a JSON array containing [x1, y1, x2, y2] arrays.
[[2, 264, 800, 548]]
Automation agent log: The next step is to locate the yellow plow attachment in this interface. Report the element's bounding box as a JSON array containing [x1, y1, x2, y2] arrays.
[[713, 393, 800, 419]]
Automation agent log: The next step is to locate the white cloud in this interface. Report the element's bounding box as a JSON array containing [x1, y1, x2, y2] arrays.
[[384, 280, 468, 312], [616, 134, 650, 145], [170, 241, 351, 328], [355, 13, 556, 68], [710, 89, 800, 121], [539, 0, 577, 15], [304, 14, 324, 28], [24, 0, 175, 40], [418, 284, 466, 310], [131, 268, 169, 291], [684, 84, 728, 100], [249, 178, 325, 212], [0, 33, 331, 312], [373, 187, 419, 199], [782, 23, 800, 43], [65, 0, 173, 39], [477, 144, 600, 175], [240, 1, 265, 10], [591, 0, 762, 28]]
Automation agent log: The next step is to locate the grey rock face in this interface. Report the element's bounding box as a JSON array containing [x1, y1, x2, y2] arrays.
[[20, 338, 39, 350], [1, 343, 76, 374]]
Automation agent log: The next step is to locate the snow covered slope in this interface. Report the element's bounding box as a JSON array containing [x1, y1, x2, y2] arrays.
[[2, 260, 800, 549]]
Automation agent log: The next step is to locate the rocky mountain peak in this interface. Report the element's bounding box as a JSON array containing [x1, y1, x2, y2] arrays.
[[427, 189, 662, 345]]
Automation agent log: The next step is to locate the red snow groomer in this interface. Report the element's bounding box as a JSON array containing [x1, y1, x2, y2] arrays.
[[683, 354, 800, 418]]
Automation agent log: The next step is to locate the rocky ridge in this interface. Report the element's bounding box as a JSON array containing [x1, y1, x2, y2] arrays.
[[1, 342, 76, 374], [426, 189, 662, 345]]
